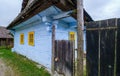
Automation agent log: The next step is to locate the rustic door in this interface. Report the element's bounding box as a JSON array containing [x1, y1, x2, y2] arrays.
[[54, 40, 74, 76]]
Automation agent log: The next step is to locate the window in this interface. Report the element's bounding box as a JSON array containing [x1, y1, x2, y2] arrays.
[[69, 32, 75, 41], [28, 31, 34, 46], [20, 33, 24, 44]]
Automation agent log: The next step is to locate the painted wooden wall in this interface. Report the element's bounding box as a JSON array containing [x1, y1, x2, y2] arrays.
[[12, 16, 77, 69], [11, 6, 78, 69]]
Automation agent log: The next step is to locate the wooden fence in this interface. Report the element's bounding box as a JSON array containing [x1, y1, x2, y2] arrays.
[[86, 18, 120, 76], [54, 40, 74, 76], [0, 38, 13, 48]]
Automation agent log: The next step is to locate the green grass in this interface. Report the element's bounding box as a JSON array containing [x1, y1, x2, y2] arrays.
[[84, 58, 86, 76], [0, 46, 10, 49], [0, 48, 51, 76], [84, 65, 86, 76]]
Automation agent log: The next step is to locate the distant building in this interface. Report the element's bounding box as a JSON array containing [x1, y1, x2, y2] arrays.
[[0, 26, 13, 47], [7, 0, 92, 69]]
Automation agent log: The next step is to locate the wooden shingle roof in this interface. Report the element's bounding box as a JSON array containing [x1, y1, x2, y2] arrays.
[[0, 26, 13, 38], [7, 0, 93, 29]]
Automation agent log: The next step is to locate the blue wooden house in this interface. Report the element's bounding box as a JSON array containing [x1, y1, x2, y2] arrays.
[[7, 0, 92, 69]]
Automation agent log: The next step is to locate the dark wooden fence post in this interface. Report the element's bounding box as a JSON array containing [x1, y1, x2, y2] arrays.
[[52, 25, 55, 75], [114, 18, 117, 76], [77, 0, 84, 76]]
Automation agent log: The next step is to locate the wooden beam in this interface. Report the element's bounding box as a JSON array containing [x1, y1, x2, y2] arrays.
[[53, 10, 75, 20], [77, 0, 84, 76], [51, 25, 55, 75]]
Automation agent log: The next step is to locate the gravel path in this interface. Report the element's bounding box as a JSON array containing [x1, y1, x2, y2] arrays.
[[0, 59, 15, 76]]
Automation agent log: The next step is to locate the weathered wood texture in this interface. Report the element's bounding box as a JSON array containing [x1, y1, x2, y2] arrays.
[[54, 40, 74, 76], [0, 38, 13, 48], [77, 0, 84, 76], [52, 25, 55, 74], [8, 0, 93, 29], [86, 18, 120, 76], [86, 21, 99, 76], [117, 18, 120, 76]]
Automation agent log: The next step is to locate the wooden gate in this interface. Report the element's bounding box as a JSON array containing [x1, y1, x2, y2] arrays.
[[86, 18, 120, 76], [54, 40, 74, 76]]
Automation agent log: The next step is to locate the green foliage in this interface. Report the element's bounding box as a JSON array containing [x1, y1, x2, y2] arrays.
[[0, 48, 50, 76], [84, 65, 86, 76]]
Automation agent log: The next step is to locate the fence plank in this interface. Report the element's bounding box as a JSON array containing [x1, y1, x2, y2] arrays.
[[86, 30, 99, 76], [117, 19, 120, 76], [100, 29, 115, 76], [86, 18, 120, 76]]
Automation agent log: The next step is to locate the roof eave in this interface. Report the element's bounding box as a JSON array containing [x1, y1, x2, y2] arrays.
[[7, 0, 93, 29]]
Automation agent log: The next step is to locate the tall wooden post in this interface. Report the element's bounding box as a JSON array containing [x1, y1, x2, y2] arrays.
[[77, 0, 84, 76], [51, 25, 55, 75]]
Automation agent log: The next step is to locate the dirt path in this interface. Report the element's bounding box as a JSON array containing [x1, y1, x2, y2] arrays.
[[0, 59, 15, 76]]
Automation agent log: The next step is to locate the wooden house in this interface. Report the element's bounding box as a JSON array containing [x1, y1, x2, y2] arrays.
[[0, 26, 13, 47], [7, 0, 92, 69]]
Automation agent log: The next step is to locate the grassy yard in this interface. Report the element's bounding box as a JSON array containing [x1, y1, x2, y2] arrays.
[[0, 48, 50, 76]]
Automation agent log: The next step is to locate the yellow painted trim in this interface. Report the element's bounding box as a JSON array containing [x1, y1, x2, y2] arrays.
[[28, 31, 34, 46], [69, 32, 75, 41], [20, 33, 24, 44]]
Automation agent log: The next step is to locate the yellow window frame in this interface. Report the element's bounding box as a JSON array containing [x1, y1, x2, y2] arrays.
[[69, 32, 75, 41], [28, 31, 34, 46], [20, 33, 24, 44]]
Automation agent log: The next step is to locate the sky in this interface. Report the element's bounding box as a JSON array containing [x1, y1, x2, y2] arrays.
[[84, 0, 120, 20], [0, 0, 120, 27], [0, 0, 22, 27]]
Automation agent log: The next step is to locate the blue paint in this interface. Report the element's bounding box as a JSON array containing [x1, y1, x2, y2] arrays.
[[11, 6, 78, 69]]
